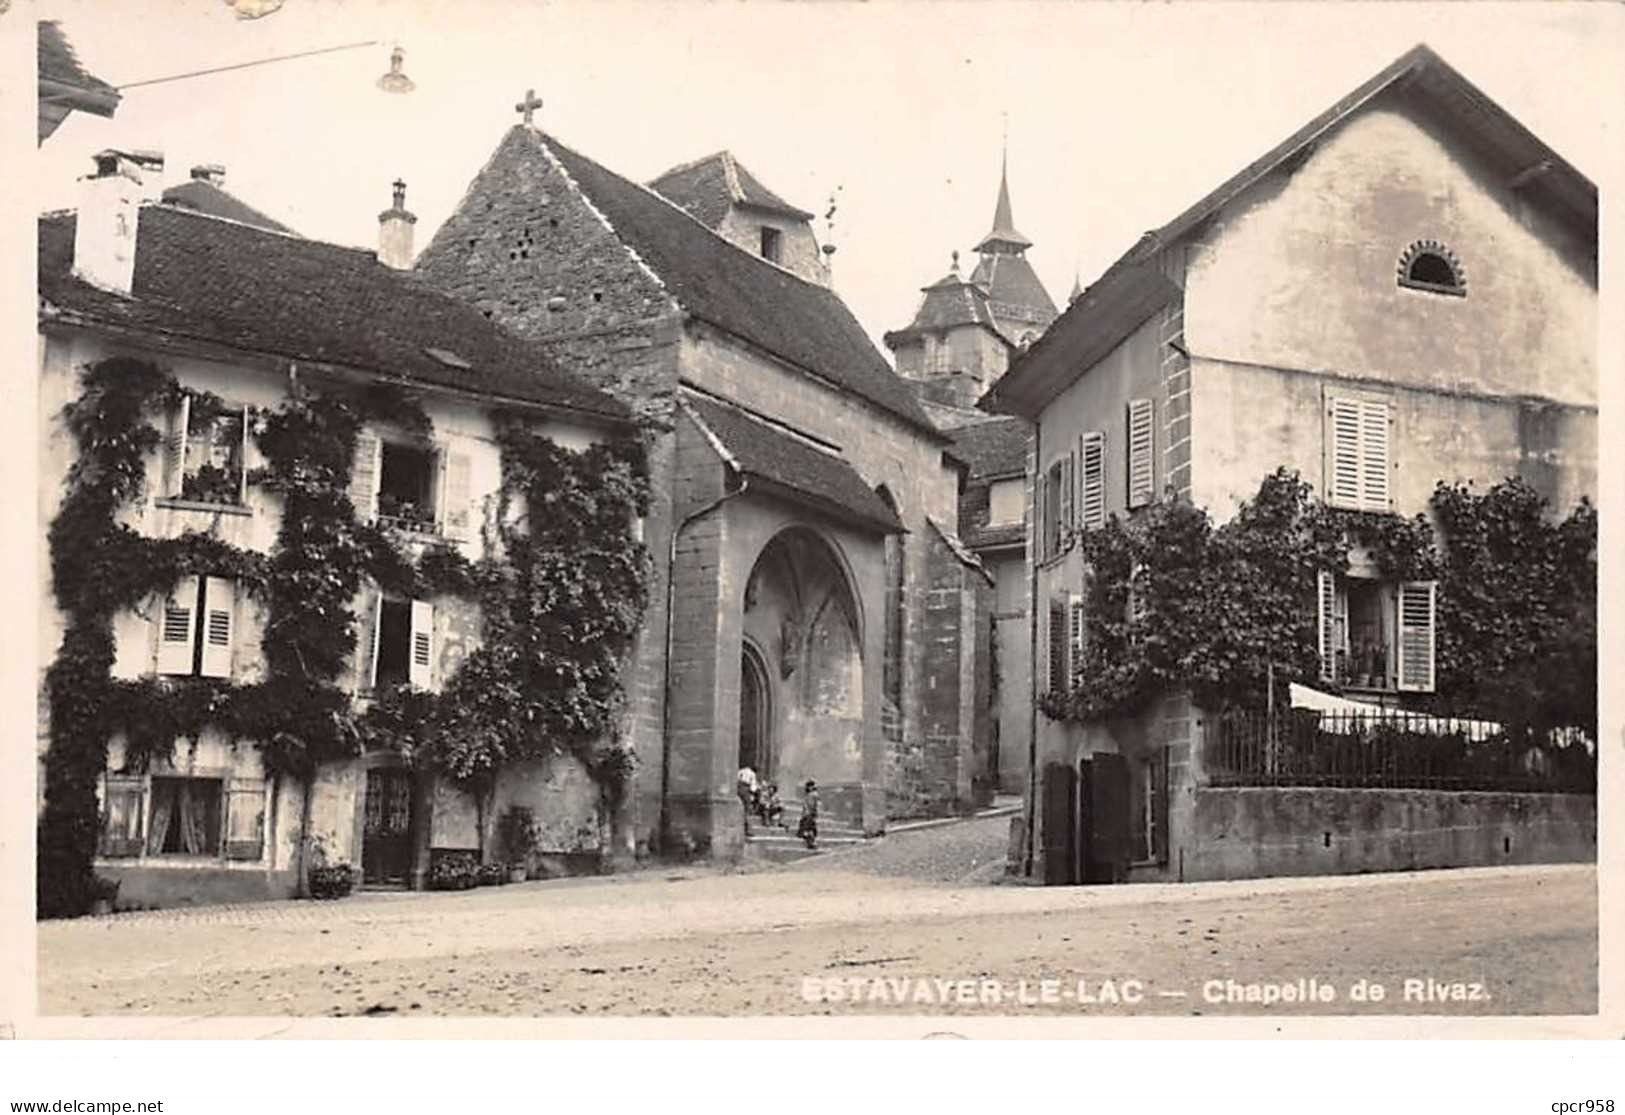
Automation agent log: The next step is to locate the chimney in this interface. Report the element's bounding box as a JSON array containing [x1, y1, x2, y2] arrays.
[[73, 149, 164, 296], [377, 178, 417, 269], [190, 164, 226, 188]]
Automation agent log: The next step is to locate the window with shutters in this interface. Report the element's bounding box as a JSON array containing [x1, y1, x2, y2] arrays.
[[1067, 594, 1086, 681], [1125, 400, 1154, 509], [1325, 391, 1392, 511], [161, 393, 248, 508], [157, 575, 236, 678], [371, 595, 435, 690], [377, 441, 439, 535], [1316, 572, 1433, 693], [99, 772, 268, 862], [1079, 431, 1105, 530]]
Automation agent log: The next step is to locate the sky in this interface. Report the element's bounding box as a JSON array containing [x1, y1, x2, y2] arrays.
[[27, 0, 1625, 355]]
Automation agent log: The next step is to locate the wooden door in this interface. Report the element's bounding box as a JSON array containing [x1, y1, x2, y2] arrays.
[[1040, 762, 1077, 886], [1081, 753, 1132, 883], [362, 767, 414, 886]]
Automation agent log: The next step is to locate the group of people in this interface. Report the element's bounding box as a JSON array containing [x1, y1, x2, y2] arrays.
[[736, 766, 820, 849]]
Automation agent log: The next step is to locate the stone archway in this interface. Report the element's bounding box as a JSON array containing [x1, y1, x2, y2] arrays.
[[742, 527, 864, 809]]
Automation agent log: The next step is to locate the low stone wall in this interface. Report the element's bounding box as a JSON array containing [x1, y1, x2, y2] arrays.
[[98, 865, 299, 910], [1182, 787, 1595, 882]]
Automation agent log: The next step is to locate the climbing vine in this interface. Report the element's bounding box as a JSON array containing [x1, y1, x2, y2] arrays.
[[1044, 468, 1594, 736], [40, 355, 650, 917]]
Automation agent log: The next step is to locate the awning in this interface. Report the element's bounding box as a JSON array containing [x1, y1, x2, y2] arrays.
[[1287, 683, 1503, 737]]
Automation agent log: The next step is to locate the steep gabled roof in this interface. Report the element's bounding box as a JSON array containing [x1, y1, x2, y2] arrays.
[[680, 391, 903, 533], [649, 151, 815, 227], [160, 180, 297, 235], [523, 129, 939, 436], [983, 43, 1598, 420], [39, 206, 632, 424]]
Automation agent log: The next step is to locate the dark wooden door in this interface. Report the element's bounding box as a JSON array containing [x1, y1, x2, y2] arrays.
[[1081, 753, 1132, 883], [362, 767, 414, 886], [739, 647, 770, 778], [1040, 762, 1077, 885]]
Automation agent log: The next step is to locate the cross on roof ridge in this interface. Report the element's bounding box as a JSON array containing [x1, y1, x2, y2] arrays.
[[515, 88, 542, 126]]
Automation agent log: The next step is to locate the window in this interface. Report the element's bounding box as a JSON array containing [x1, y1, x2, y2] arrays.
[[987, 477, 1024, 526], [1079, 431, 1105, 530], [759, 226, 782, 263], [147, 776, 224, 856], [99, 773, 265, 861], [163, 393, 248, 506], [366, 595, 435, 691], [378, 442, 438, 534], [157, 576, 236, 678], [1317, 571, 1435, 692], [1325, 392, 1391, 511], [1041, 459, 1065, 559], [927, 337, 952, 377], [351, 432, 473, 542], [1126, 399, 1155, 509], [1397, 239, 1465, 296], [1068, 593, 1086, 680]]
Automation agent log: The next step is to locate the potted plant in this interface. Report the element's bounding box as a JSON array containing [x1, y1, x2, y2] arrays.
[[476, 862, 506, 886], [430, 850, 479, 891], [307, 835, 356, 900], [498, 805, 539, 883]]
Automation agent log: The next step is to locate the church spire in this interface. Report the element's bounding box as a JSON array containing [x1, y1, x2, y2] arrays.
[[975, 136, 1032, 254]]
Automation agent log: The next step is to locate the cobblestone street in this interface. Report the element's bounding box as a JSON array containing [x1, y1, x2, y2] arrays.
[[37, 817, 1596, 1019]]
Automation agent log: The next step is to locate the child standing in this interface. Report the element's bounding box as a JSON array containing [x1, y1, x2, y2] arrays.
[[797, 779, 820, 849]]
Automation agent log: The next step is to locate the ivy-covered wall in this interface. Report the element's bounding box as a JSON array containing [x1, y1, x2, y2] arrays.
[[36, 334, 649, 916]]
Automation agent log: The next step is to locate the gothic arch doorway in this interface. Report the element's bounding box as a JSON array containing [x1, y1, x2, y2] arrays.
[[741, 526, 865, 804], [739, 640, 773, 779]]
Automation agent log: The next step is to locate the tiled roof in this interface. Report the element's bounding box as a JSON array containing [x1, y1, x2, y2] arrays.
[[38, 21, 118, 102], [985, 43, 1597, 420], [160, 181, 297, 235], [950, 416, 1030, 480], [680, 392, 902, 533], [883, 265, 1008, 349], [531, 129, 939, 436], [968, 251, 1058, 329], [38, 206, 632, 423], [649, 151, 815, 226]]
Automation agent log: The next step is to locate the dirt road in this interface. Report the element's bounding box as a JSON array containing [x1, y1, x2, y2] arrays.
[[36, 818, 1595, 1019]]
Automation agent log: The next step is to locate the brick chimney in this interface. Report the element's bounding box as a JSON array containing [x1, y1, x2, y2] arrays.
[[190, 163, 226, 187], [73, 149, 164, 296], [377, 178, 417, 269]]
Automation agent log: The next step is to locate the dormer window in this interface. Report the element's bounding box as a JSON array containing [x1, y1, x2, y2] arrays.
[[759, 226, 782, 264], [1397, 239, 1466, 297]]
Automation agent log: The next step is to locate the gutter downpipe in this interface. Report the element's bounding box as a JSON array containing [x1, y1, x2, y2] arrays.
[[659, 467, 749, 854], [1024, 416, 1041, 877]]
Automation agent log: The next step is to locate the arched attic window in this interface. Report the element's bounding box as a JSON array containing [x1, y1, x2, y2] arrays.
[[1397, 239, 1466, 297]]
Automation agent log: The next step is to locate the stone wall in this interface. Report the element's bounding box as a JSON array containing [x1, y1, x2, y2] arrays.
[[1183, 787, 1595, 881]]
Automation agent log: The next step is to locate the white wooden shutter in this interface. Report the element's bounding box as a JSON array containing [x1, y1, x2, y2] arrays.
[[236, 406, 251, 505], [1080, 432, 1106, 530], [1317, 570, 1337, 682], [99, 775, 146, 858], [1328, 397, 1361, 509], [163, 393, 191, 498], [199, 576, 236, 679], [223, 778, 266, 861], [357, 590, 383, 692], [1396, 581, 1437, 692], [157, 577, 200, 675], [409, 599, 434, 690], [439, 450, 473, 541], [1126, 398, 1155, 509], [1359, 400, 1391, 510], [1068, 593, 1086, 680], [350, 430, 382, 522], [1061, 453, 1075, 534]]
